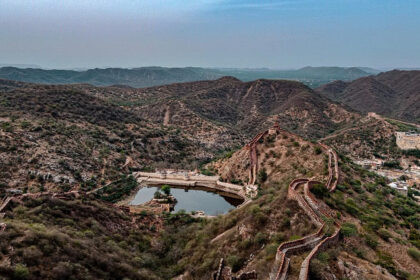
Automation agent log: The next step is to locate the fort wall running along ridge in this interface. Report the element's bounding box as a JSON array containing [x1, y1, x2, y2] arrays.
[[245, 124, 341, 280]]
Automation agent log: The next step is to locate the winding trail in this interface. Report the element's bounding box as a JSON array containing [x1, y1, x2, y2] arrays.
[[247, 125, 341, 280]]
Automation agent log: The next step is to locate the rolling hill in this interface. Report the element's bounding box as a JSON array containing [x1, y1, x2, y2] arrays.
[[0, 67, 224, 88], [316, 70, 420, 123], [0, 66, 373, 89], [110, 77, 359, 140], [1, 77, 420, 280]]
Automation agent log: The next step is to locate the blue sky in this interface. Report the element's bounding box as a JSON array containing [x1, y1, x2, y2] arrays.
[[0, 0, 419, 69]]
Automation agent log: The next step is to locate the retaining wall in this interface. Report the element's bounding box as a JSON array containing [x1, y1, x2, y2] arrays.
[[134, 172, 252, 202]]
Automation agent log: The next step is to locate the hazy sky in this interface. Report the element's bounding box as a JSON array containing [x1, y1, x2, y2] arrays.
[[1, 0, 419, 69]]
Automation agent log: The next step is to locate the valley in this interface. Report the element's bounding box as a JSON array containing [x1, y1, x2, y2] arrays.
[[0, 73, 419, 280], [2, 1, 420, 279]]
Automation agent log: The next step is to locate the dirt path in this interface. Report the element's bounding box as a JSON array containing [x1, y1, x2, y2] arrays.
[[163, 107, 170, 126]]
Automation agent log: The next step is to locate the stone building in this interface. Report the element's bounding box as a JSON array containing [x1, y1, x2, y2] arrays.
[[395, 131, 420, 150]]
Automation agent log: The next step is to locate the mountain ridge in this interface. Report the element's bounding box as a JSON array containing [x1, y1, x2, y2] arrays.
[[316, 70, 420, 123], [0, 66, 373, 89]]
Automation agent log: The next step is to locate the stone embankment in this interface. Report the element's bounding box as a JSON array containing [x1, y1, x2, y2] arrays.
[[132, 170, 258, 202], [243, 124, 341, 280]]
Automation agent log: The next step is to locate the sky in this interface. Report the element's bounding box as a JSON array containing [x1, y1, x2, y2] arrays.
[[0, 0, 420, 69]]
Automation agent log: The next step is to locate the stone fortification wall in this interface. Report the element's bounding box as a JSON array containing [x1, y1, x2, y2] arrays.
[[298, 225, 340, 280]]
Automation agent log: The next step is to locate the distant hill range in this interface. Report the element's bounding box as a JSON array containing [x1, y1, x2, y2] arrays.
[[316, 70, 420, 124], [0, 66, 223, 88], [221, 66, 377, 87], [104, 76, 358, 139], [0, 66, 374, 88]]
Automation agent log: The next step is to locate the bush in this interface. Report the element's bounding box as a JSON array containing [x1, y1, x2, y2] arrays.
[[257, 168, 268, 183], [403, 149, 420, 159], [311, 183, 328, 199], [265, 244, 278, 257], [317, 252, 330, 263], [364, 234, 379, 249], [255, 232, 267, 245], [314, 146, 322, 155], [161, 185, 171, 196], [378, 228, 392, 241], [383, 161, 402, 170], [14, 264, 29, 279], [407, 248, 420, 261], [340, 222, 358, 237], [226, 255, 244, 272]]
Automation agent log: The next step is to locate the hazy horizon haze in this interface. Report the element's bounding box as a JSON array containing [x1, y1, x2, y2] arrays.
[[1, 0, 419, 69]]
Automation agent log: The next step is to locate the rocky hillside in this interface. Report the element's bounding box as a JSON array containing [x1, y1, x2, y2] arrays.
[[316, 70, 420, 123], [1, 120, 419, 279], [0, 76, 363, 192], [210, 126, 328, 186], [206, 126, 420, 280], [103, 77, 359, 139], [0, 194, 172, 279], [0, 67, 224, 88], [0, 66, 372, 89], [0, 79, 234, 192]]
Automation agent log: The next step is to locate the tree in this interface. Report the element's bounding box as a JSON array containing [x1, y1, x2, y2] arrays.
[[258, 168, 268, 183], [161, 185, 171, 196]]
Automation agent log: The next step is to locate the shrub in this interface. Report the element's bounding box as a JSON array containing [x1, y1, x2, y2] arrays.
[[153, 191, 162, 199], [226, 255, 244, 272], [314, 146, 322, 155], [255, 232, 267, 245], [340, 223, 358, 237], [161, 185, 171, 196], [265, 244, 278, 257], [14, 264, 29, 279], [258, 168, 268, 183], [364, 234, 378, 249], [311, 183, 328, 199], [407, 248, 420, 261], [289, 235, 301, 241], [383, 161, 402, 170], [200, 167, 215, 176], [317, 252, 330, 263], [402, 149, 420, 159], [378, 228, 392, 241]]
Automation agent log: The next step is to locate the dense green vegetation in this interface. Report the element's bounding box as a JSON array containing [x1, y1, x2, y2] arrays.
[[403, 149, 420, 159], [383, 160, 403, 169]]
